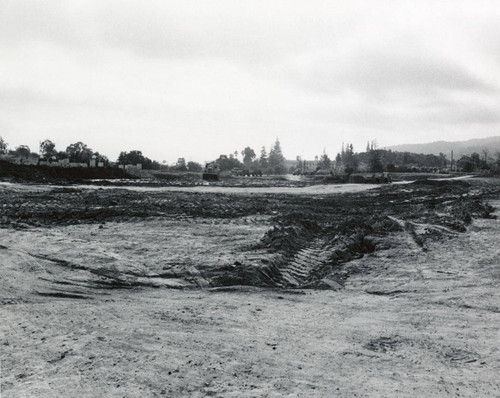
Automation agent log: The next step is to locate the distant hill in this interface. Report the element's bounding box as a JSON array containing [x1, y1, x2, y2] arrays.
[[385, 136, 500, 158]]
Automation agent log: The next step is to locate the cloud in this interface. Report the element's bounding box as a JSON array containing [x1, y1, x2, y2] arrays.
[[0, 0, 499, 161], [0, 1, 353, 61]]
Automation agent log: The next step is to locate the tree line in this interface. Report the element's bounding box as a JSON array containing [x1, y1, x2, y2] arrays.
[[212, 138, 286, 174], [0, 138, 110, 165], [0, 136, 288, 174], [296, 140, 500, 174], [2, 135, 499, 174]]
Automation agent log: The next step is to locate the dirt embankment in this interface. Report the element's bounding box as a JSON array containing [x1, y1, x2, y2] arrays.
[[0, 160, 132, 183]]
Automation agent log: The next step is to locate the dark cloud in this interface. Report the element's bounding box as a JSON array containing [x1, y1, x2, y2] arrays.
[[342, 52, 491, 93], [288, 47, 494, 99], [423, 102, 500, 125]]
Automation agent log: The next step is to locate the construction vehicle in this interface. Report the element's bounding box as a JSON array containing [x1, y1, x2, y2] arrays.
[[202, 162, 220, 181]]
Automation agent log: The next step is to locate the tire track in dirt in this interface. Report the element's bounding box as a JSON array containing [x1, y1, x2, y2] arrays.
[[275, 238, 335, 288], [253, 232, 366, 290]]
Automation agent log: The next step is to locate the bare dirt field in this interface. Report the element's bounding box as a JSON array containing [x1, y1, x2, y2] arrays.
[[1, 177, 499, 397]]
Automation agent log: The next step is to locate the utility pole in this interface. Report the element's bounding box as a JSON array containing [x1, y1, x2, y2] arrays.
[[451, 150, 454, 172]]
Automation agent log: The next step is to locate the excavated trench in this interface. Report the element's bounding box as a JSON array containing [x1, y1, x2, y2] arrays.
[[208, 221, 379, 289]]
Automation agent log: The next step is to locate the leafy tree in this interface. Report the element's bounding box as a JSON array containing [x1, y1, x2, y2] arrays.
[[149, 160, 163, 170], [369, 150, 383, 172], [117, 150, 159, 169], [241, 147, 256, 168], [367, 141, 383, 172], [0, 137, 7, 154], [438, 152, 447, 167], [402, 152, 410, 165], [318, 150, 331, 169], [457, 155, 475, 172], [40, 139, 56, 158], [373, 150, 446, 170], [187, 161, 202, 172], [482, 149, 489, 163], [470, 152, 480, 166], [341, 143, 357, 173], [216, 154, 242, 171], [268, 138, 286, 174], [335, 152, 341, 164], [175, 158, 187, 171], [332, 143, 486, 173], [118, 150, 144, 165], [66, 142, 93, 163], [15, 145, 31, 159], [93, 152, 109, 166]]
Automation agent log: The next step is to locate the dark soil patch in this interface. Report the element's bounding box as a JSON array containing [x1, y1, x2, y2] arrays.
[[1, 177, 499, 290], [36, 292, 89, 299]]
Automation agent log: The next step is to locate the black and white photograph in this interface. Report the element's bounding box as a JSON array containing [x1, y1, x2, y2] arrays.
[[1, 1, 499, 396]]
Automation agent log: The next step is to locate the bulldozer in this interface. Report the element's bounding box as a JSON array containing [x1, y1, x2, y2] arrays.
[[202, 162, 220, 181]]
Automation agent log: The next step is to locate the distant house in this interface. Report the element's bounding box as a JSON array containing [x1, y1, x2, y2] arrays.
[[293, 160, 319, 174], [39, 157, 70, 167], [303, 160, 319, 172], [1, 153, 38, 165]]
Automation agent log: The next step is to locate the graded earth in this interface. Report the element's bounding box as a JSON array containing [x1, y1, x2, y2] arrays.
[[1, 177, 499, 397]]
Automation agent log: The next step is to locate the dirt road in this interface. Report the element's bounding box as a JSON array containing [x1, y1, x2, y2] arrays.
[[0, 181, 381, 195]]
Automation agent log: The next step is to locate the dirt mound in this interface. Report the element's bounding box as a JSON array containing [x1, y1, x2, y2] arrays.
[[371, 217, 404, 232], [260, 219, 320, 252], [212, 225, 375, 289], [0, 160, 132, 183], [207, 181, 498, 289], [449, 197, 495, 222]]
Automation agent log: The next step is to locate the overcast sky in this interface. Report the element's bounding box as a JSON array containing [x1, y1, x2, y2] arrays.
[[1, 1, 499, 163]]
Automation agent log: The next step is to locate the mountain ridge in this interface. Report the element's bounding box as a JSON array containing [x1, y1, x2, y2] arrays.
[[384, 136, 500, 158]]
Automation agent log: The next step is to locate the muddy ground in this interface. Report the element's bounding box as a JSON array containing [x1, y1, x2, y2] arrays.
[[1, 177, 499, 397]]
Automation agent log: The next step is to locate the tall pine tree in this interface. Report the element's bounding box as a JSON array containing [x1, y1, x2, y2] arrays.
[[268, 138, 286, 174], [259, 146, 268, 172]]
